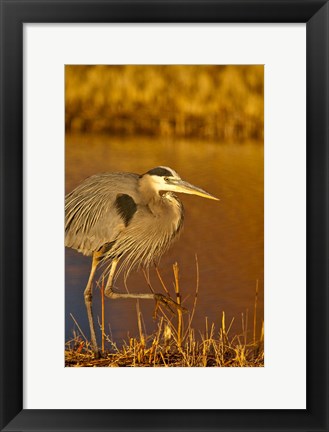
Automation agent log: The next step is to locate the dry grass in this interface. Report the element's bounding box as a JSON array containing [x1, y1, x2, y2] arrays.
[[65, 261, 264, 367], [65, 65, 264, 141]]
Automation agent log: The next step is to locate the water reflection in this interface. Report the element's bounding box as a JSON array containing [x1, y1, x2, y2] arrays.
[[65, 134, 264, 345]]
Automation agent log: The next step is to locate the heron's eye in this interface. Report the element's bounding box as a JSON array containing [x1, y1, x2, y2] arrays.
[[164, 177, 170, 182]]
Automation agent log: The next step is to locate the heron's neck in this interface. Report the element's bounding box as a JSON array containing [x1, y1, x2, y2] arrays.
[[138, 176, 162, 205]]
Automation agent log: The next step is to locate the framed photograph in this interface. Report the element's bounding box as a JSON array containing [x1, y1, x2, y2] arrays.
[[1, 1, 328, 431]]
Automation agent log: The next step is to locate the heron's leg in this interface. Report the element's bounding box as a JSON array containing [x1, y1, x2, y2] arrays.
[[84, 252, 101, 354], [104, 259, 154, 300], [104, 259, 186, 313], [104, 258, 121, 297]]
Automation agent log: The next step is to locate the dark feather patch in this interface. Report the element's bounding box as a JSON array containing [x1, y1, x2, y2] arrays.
[[115, 194, 137, 226], [146, 167, 172, 177], [97, 241, 116, 255]]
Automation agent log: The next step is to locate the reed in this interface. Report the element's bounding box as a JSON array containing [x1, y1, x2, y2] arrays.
[[101, 278, 105, 353], [173, 262, 183, 349]]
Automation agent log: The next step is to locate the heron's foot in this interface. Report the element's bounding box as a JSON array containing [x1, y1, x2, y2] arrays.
[[154, 293, 187, 316], [93, 349, 101, 360], [93, 349, 109, 360]]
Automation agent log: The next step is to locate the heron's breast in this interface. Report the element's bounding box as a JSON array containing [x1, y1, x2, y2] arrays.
[[108, 196, 184, 272], [144, 196, 183, 235]]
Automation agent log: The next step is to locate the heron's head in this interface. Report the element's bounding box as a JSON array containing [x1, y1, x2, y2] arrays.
[[141, 166, 219, 201]]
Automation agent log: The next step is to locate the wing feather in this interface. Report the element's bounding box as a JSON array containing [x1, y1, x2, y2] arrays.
[[65, 172, 139, 255]]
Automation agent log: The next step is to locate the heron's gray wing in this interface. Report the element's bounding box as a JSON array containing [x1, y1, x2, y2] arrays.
[[65, 172, 139, 255]]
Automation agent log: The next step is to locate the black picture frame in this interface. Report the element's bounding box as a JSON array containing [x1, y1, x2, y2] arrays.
[[1, 1, 328, 431]]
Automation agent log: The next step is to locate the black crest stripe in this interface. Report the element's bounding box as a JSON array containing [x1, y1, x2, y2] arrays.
[[115, 194, 137, 226], [146, 167, 172, 177]]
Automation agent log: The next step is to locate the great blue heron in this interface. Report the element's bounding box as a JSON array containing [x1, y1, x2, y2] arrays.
[[65, 166, 219, 354]]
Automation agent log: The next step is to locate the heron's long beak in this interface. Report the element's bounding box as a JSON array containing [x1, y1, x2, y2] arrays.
[[169, 179, 219, 201]]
